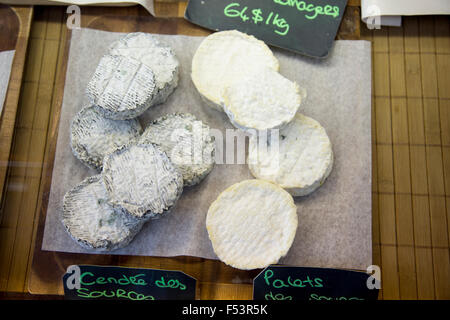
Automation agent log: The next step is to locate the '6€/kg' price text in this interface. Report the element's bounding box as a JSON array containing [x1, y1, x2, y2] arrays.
[[224, 3, 290, 36]]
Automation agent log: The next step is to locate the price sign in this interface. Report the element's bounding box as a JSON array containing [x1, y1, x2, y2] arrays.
[[63, 265, 197, 300], [253, 266, 380, 301], [185, 0, 348, 58]]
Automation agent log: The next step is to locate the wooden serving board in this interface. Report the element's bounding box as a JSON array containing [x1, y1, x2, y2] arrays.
[[27, 5, 361, 296], [0, 5, 33, 204]]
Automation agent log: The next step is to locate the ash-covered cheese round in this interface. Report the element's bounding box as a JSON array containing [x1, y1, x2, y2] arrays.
[[223, 67, 303, 131], [86, 54, 156, 120], [109, 32, 179, 105], [191, 30, 279, 111], [206, 179, 298, 270], [62, 175, 144, 251], [139, 113, 215, 186], [70, 105, 142, 171], [102, 143, 184, 220], [248, 113, 333, 197]]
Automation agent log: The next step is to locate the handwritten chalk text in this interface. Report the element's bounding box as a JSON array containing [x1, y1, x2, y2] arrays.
[[273, 0, 340, 20], [263, 269, 324, 288], [224, 3, 290, 36]]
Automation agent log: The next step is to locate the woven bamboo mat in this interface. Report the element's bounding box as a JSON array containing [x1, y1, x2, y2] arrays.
[[361, 16, 450, 299], [0, 5, 33, 208], [0, 1, 448, 299]]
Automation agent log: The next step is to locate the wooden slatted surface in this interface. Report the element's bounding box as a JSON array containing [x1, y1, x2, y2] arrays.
[[0, 2, 449, 300], [361, 16, 450, 300], [0, 6, 33, 205], [0, 7, 64, 294]]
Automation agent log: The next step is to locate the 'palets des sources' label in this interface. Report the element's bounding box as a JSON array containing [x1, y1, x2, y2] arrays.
[[253, 265, 380, 301]]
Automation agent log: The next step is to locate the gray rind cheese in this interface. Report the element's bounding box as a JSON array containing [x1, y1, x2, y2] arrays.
[[62, 175, 144, 251], [191, 30, 279, 111], [139, 113, 215, 186], [223, 67, 303, 132], [248, 113, 334, 197], [109, 32, 179, 106], [102, 143, 184, 220], [70, 105, 143, 171], [86, 54, 156, 120], [206, 179, 298, 270]]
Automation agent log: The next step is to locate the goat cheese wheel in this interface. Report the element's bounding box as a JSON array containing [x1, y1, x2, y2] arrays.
[[206, 179, 298, 270], [102, 143, 184, 221], [86, 54, 156, 120], [109, 32, 179, 105], [191, 30, 279, 111], [139, 113, 215, 186], [223, 67, 302, 131], [62, 175, 144, 251], [70, 105, 142, 171], [248, 113, 334, 197]]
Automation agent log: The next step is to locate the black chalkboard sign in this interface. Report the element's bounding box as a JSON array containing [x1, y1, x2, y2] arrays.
[[63, 265, 196, 300], [185, 0, 348, 58], [253, 266, 380, 301]]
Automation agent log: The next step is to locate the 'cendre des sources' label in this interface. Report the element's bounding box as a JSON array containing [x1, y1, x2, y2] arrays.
[[63, 265, 196, 300]]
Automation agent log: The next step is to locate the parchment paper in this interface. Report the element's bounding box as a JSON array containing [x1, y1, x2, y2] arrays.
[[42, 28, 372, 271], [0, 50, 15, 117]]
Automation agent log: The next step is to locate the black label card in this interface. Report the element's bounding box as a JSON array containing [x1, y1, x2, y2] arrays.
[[63, 265, 196, 300], [253, 266, 380, 301], [184, 0, 348, 58]]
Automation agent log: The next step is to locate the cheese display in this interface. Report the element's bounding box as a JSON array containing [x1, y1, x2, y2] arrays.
[[50, 30, 356, 267], [191, 30, 279, 111], [223, 67, 302, 131], [248, 113, 334, 197], [86, 54, 157, 120], [62, 175, 144, 251], [206, 179, 298, 270], [70, 105, 142, 171], [139, 113, 215, 186], [102, 143, 184, 221], [62, 32, 186, 251], [108, 32, 179, 106]]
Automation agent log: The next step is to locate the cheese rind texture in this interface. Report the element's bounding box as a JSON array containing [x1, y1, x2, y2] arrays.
[[70, 105, 142, 171], [248, 113, 333, 197], [109, 32, 179, 105], [206, 179, 298, 270], [62, 175, 144, 251], [223, 67, 302, 131], [191, 30, 279, 111], [139, 113, 215, 186], [102, 143, 184, 221], [86, 54, 156, 120]]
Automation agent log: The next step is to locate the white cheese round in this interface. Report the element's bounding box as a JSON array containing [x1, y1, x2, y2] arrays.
[[108, 32, 179, 105], [139, 113, 215, 186], [248, 113, 334, 197], [206, 179, 298, 270], [86, 54, 156, 120], [62, 175, 144, 251], [223, 67, 302, 131], [191, 30, 279, 111], [102, 143, 184, 221], [70, 105, 142, 171]]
